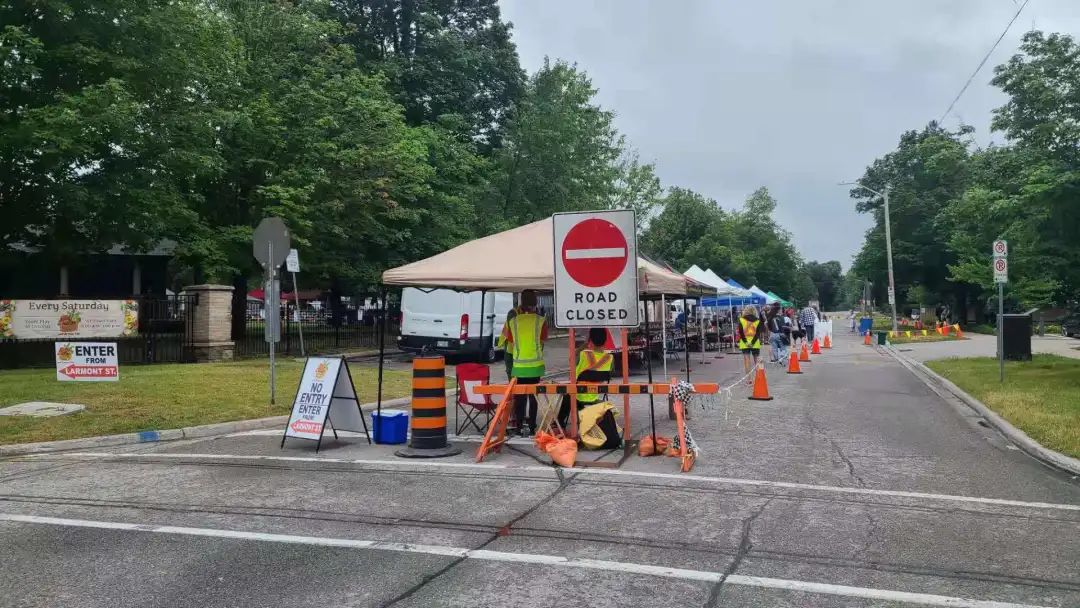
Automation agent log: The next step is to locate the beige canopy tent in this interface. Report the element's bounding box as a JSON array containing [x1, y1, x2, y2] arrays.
[[382, 217, 697, 296]]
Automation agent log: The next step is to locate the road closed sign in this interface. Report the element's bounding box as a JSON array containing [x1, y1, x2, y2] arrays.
[[55, 342, 119, 382], [553, 210, 639, 328]]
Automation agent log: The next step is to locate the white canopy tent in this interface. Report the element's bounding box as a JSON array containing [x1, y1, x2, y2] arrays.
[[748, 285, 775, 303]]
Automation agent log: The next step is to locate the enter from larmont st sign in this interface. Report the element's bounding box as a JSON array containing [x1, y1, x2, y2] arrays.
[[553, 209, 639, 328]]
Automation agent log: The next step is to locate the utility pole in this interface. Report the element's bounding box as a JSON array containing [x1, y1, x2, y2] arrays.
[[840, 181, 899, 332], [883, 186, 899, 332]]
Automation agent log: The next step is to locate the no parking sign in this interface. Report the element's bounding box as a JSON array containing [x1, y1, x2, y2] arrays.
[[553, 210, 639, 328]]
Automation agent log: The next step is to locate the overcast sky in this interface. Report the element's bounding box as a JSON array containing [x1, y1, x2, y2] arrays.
[[499, 0, 1080, 270]]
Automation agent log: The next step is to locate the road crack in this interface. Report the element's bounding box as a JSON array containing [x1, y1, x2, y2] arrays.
[[378, 470, 576, 608], [703, 497, 774, 607]]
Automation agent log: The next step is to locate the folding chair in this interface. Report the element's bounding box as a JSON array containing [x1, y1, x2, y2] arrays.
[[455, 363, 496, 435]]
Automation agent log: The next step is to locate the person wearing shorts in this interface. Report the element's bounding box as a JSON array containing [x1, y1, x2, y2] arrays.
[[736, 304, 764, 375]]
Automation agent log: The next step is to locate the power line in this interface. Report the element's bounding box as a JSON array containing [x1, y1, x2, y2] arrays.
[[938, 0, 1031, 124]]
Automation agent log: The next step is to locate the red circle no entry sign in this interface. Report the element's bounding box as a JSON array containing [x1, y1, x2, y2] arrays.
[[561, 218, 629, 288]]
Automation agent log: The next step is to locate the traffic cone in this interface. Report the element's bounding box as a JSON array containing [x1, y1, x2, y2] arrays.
[[823, 335, 832, 349], [787, 351, 803, 374], [942, 324, 950, 336], [749, 364, 773, 401], [811, 338, 822, 355], [863, 331, 872, 345], [799, 342, 811, 362], [953, 324, 964, 338]]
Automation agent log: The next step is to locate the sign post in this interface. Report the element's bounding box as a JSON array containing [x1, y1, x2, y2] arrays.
[[553, 209, 639, 442], [285, 248, 305, 356], [254, 217, 291, 406], [553, 210, 639, 328], [993, 240, 1008, 383]]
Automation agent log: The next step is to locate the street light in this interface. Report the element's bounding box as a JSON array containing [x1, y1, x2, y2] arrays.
[[840, 181, 898, 333]]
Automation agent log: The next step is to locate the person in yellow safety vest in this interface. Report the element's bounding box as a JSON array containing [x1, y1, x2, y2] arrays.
[[558, 328, 613, 428], [736, 304, 764, 376], [496, 307, 518, 379], [500, 290, 548, 436]]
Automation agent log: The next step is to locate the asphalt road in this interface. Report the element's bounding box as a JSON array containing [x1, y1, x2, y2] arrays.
[[2, 332, 1078, 607]]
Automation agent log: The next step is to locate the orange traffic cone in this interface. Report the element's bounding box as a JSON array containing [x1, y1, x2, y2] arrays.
[[953, 324, 964, 338], [749, 364, 773, 401], [787, 351, 803, 374], [823, 335, 832, 349], [863, 331, 872, 345], [799, 342, 811, 362], [811, 338, 822, 355], [942, 324, 950, 336]]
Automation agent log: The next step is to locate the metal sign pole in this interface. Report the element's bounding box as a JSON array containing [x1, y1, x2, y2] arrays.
[[268, 242, 275, 406], [998, 282, 1004, 383], [292, 270, 305, 356]]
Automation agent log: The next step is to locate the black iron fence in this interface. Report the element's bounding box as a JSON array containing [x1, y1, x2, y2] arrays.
[[0, 294, 196, 369], [234, 301, 398, 358]]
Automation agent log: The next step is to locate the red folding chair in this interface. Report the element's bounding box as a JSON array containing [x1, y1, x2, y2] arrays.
[[455, 363, 496, 435]]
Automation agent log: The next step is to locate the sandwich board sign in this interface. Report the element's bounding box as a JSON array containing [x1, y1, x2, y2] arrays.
[[553, 209, 640, 328], [55, 342, 119, 382], [281, 357, 370, 452]]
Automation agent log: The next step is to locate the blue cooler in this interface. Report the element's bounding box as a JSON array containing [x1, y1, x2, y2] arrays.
[[372, 409, 409, 445], [859, 318, 873, 335]]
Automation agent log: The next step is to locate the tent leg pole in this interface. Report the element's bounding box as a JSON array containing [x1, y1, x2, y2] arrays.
[[683, 296, 691, 383], [376, 288, 387, 428], [661, 295, 668, 380]]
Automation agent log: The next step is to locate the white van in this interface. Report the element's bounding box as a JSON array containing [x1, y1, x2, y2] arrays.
[[397, 288, 515, 361]]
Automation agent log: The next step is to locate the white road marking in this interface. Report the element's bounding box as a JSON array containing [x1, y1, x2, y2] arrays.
[[564, 247, 625, 260], [23, 452, 1080, 512], [0, 513, 1055, 608]]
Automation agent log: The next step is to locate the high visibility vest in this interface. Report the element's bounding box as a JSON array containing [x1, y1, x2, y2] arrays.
[[738, 317, 762, 349], [574, 350, 613, 404], [509, 312, 545, 377]]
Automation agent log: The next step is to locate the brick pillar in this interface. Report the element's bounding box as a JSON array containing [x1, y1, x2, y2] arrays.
[[184, 284, 235, 362]]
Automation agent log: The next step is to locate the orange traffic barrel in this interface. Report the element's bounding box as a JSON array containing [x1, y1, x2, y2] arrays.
[[395, 356, 461, 458]]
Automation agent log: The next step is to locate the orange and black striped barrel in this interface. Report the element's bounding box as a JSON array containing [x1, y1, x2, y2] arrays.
[[396, 356, 460, 457]]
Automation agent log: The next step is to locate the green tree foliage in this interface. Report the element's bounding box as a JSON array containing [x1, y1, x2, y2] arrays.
[[609, 150, 663, 232], [642, 186, 807, 299], [1, 0, 234, 257], [849, 31, 1080, 318], [487, 59, 623, 230], [805, 261, 843, 310], [331, 0, 524, 146]]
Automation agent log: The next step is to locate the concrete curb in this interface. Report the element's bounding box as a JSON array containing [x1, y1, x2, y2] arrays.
[[883, 345, 1080, 476], [0, 395, 416, 457]]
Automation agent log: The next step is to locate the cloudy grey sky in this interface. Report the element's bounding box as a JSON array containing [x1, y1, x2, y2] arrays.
[[499, 0, 1080, 269]]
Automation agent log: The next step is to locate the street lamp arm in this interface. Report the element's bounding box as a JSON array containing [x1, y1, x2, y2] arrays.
[[838, 181, 886, 199]]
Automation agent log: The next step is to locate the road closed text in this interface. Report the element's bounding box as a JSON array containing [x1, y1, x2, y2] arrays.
[[565, 291, 630, 322]]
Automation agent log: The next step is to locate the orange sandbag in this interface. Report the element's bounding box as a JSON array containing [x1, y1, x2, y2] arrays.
[[546, 438, 578, 468], [534, 430, 558, 452], [638, 435, 672, 457]]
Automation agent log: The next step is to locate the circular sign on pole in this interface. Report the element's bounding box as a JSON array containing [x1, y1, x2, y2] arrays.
[[995, 258, 1006, 272], [560, 218, 629, 288], [993, 239, 1008, 256]]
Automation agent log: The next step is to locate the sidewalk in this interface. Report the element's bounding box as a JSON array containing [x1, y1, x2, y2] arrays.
[[898, 332, 1080, 362]]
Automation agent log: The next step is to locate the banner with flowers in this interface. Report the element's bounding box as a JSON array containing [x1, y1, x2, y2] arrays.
[[1, 300, 138, 339]]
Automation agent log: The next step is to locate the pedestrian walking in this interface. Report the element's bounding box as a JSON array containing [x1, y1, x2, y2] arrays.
[[766, 302, 789, 365], [849, 308, 857, 333], [736, 305, 764, 376], [799, 304, 818, 344]]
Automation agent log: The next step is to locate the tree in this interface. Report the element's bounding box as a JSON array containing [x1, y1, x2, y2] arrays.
[[609, 150, 663, 233], [805, 261, 843, 310], [487, 59, 622, 230], [640, 188, 725, 272], [1, 0, 234, 259], [331, 0, 525, 146]]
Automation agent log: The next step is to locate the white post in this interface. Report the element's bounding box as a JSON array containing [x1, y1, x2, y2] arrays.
[[292, 271, 305, 356], [998, 282, 1004, 383]]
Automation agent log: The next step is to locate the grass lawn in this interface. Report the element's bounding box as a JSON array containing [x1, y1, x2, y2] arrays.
[[0, 359, 413, 445], [926, 355, 1080, 458]]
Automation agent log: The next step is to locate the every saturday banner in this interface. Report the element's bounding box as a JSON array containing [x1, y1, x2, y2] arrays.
[[0, 300, 138, 339]]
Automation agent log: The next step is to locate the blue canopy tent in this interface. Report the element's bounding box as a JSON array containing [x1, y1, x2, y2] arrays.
[[726, 278, 748, 291]]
